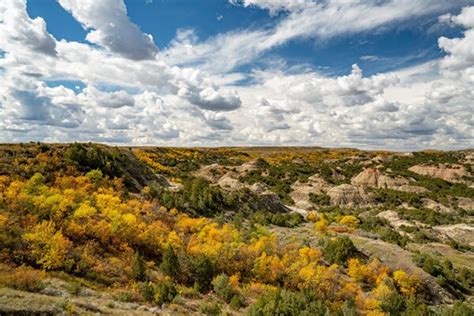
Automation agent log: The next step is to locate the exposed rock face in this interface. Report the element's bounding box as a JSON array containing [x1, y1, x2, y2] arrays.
[[457, 197, 474, 211], [422, 198, 456, 214], [194, 163, 228, 182], [377, 210, 416, 229], [408, 164, 471, 183], [244, 190, 290, 214], [396, 185, 429, 193], [217, 175, 244, 191], [236, 160, 260, 175], [290, 175, 330, 210], [351, 168, 409, 189], [433, 224, 474, 246], [327, 184, 370, 207]]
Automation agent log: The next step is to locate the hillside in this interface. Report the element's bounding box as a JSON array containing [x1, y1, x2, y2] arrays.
[[0, 143, 473, 315]]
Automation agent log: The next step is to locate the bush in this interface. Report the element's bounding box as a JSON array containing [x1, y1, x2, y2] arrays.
[[85, 169, 103, 184], [191, 255, 217, 293], [160, 246, 180, 281], [131, 252, 146, 281], [212, 274, 235, 302], [308, 193, 330, 206], [154, 279, 177, 306], [199, 301, 222, 316], [2, 266, 45, 292], [322, 236, 358, 265], [438, 301, 474, 316], [138, 282, 154, 302], [378, 227, 409, 247], [246, 288, 327, 316], [230, 294, 245, 310], [380, 291, 406, 315], [67, 282, 81, 296]]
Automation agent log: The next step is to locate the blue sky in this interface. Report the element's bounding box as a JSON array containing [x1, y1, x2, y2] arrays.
[[27, 0, 465, 76], [1, 0, 473, 149]]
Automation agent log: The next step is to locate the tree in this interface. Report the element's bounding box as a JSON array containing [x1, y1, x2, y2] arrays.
[[314, 215, 329, 236], [154, 278, 177, 306], [132, 252, 146, 281], [160, 246, 180, 281], [191, 255, 216, 293], [340, 215, 359, 228], [23, 221, 73, 270], [246, 288, 327, 316], [323, 236, 358, 265], [393, 270, 420, 297], [212, 274, 236, 303]]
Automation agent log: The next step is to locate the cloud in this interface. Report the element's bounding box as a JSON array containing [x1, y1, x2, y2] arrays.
[[0, 0, 472, 150], [0, 76, 83, 128], [57, 0, 158, 60], [0, 0, 57, 56], [78, 86, 135, 108], [163, 0, 465, 73]]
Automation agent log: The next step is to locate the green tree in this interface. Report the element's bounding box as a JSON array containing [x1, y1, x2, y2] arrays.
[[191, 255, 216, 293], [132, 252, 146, 281], [322, 236, 358, 265], [160, 246, 180, 281]]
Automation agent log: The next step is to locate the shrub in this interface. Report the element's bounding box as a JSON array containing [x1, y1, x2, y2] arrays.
[[2, 266, 45, 292], [67, 282, 81, 296], [246, 288, 327, 316], [322, 236, 358, 265], [438, 301, 474, 316], [212, 274, 235, 302], [85, 169, 103, 184], [230, 294, 245, 310], [308, 193, 330, 205], [380, 291, 406, 315], [138, 282, 154, 302], [131, 252, 146, 282], [191, 255, 217, 293], [154, 279, 177, 306], [378, 227, 409, 247], [199, 301, 222, 316], [160, 246, 180, 281]]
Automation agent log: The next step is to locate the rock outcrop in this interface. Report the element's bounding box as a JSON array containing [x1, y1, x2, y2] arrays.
[[327, 184, 371, 207], [408, 164, 470, 183], [422, 198, 456, 214], [351, 168, 409, 189], [457, 197, 474, 211], [433, 224, 474, 246], [290, 175, 330, 210]]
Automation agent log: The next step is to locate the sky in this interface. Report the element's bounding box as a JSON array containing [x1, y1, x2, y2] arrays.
[[0, 0, 473, 150]]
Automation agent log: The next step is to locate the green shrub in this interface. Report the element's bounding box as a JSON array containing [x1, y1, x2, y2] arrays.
[[380, 291, 406, 315], [191, 255, 217, 293], [438, 301, 474, 316], [85, 169, 103, 184], [322, 236, 358, 265], [378, 227, 410, 247], [67, 282, 81, 296], [199, 301, 222, 315], [131, 252, 146, 282], [138, 282, 154, 302], [212, 274, 235, 302], [154, 279, 177, 306], [246, 288, 327, 316], [160, 246, 180, 281], [230, 294, 245, 310], [308, 193, 330, 205]]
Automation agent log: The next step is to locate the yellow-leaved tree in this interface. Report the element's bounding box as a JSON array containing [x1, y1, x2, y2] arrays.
[[23, 221, 73, 270]]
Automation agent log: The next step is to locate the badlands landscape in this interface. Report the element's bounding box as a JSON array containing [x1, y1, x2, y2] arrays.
[[0, 143, 472, 315]]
